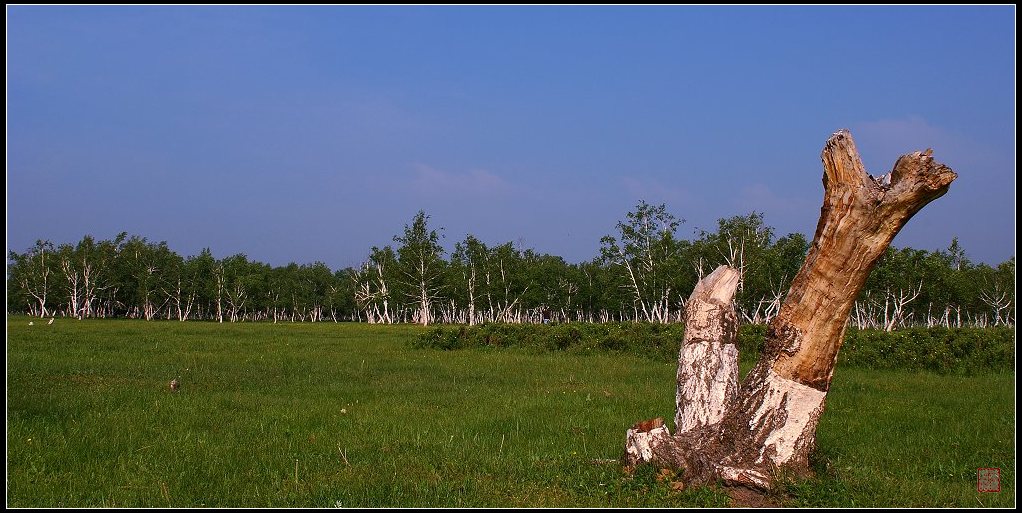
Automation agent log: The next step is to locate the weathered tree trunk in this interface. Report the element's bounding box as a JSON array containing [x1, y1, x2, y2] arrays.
[[675, 266, 742, 435], [624, 129, 957, 490]]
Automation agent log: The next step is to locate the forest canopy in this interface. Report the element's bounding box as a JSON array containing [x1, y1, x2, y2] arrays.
[[7, 204, 1015, 329]]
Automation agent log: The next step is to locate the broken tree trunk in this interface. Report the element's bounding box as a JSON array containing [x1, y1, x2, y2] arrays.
[[623, 129, 957, 490], [675, 266, 742, 435]]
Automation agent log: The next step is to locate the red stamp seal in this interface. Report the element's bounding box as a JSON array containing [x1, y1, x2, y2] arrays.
[[977, 468, 1000, 493]]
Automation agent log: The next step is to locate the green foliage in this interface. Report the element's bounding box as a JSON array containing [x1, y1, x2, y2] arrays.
[[414, 322, 687, 362], [839, 327, 1015, 374], [5, 206, 1015, 327], [735, 323, 768, 359], [599, 201, 691, 323], [692, 212, 780, 311], [394, 211, 446, 324], [414, 323, 1015, 374]]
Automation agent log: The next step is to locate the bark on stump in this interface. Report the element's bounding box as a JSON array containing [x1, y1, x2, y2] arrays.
[[623, 129, 957, 490]]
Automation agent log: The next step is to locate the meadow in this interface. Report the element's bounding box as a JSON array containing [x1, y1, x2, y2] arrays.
[[6, 317, 1015, 507]]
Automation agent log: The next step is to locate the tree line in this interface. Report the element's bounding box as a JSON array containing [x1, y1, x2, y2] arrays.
[[7, 203, 1015, 328]]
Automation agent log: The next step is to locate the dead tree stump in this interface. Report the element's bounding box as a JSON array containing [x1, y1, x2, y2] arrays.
[[623, 129, 957, 490]]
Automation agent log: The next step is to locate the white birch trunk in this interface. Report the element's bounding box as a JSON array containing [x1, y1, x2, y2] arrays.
[[675, 266, 741, 434]]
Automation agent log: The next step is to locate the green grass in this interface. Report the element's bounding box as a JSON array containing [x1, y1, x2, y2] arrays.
[[6, 317, 1015, 507]]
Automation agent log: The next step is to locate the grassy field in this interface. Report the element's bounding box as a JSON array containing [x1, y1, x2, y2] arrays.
[[6, 317, 1015, 507]]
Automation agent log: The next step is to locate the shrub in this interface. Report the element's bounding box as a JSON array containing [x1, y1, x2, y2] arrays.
[[412, 323, 1015, 374], [839, 326, 1015, 374]]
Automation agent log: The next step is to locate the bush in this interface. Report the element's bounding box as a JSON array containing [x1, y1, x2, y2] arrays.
[[412, 323, 1015, 374], [839, 326, 1015, 374], [411, 322, 762, 363]]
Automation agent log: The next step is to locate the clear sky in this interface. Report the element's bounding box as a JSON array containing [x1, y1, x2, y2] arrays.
[[7, 5, 1016, 268]]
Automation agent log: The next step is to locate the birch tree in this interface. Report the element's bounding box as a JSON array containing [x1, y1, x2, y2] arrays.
[[187, 248, 217, 321], [222, 254, 251, 322], [56, 235, 115, 319], [691, 213, 780, 321], [394, 211, 445, 326], [211, 258, 226, 323], [165, 252, 199, 321], [600, 201, 684, 323], [305, 262, 334, 322], [487, 242, 530, 323], [327, 268, 355, 322], [116, 236, 173, 320], [451, 235, 489, 325], [353, 246, 397, 324], [9, 240, 55, 317]]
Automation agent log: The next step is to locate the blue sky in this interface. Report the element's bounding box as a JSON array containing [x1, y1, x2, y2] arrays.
[[7, 5, 1016, 268]]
